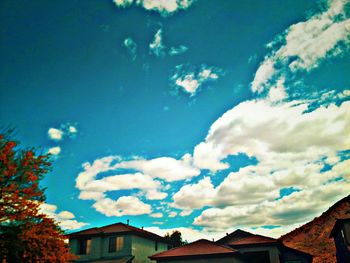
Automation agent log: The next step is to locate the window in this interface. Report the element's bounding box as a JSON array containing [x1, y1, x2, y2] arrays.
[[155, 241, 158, 251], [78, 239, 91, 255], [109, 236, 124, 253]]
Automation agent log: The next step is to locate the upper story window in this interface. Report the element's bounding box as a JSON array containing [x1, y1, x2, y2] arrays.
[[109, 236, 124, 253], [78, 239, 91, 255]]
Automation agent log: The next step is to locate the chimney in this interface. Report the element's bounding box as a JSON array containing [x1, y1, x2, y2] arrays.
[[212, 238, 214, 242], [127, 219, 130, 225], [141, 226, 144, 230], [226, 233, 228, 236]]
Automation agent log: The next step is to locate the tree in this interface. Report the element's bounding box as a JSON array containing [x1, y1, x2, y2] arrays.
[[164, 230, 187, 248], [0, 133, 75, 262]]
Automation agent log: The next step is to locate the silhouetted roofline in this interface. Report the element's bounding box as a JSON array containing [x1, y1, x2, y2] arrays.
[[67, 222, 167, 242]]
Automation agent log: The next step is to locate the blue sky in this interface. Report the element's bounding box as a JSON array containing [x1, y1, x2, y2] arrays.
[[1, 0, 350, 240]]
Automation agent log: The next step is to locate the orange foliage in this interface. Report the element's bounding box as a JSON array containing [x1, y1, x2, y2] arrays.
[[0, 133, 76, 262]]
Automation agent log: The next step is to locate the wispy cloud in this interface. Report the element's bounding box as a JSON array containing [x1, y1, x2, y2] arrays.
[[39, 203, 88, 230], [169, 45, 188, 56], [113, 0, 196, 16], [149, 29, 166, 57], [251, 0, 350, 94], [124, 37, 137, 61], [171, 64, 224, 96]]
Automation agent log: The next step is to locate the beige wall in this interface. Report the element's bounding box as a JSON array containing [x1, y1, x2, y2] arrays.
[[132, 235, 168, 263], [69, 234, 168, 263]]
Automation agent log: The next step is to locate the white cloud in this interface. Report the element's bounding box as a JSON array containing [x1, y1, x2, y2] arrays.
[[252, 0, 350, 93], [68, 125, 78, 134], [193, 100, 350, 171], [175, 74, 200, 95], [149, 29, 166, 57], [164, 96, 349, 231], [150, 212, 163, 218], [169, 211, 177, 217], [48, 146, 61, 155], [169, 45, 188, 56], [267, 76, 287, 102], [48, 128, 63, 141], [39, 203, 88, 230], [171, 64, 223, 96], [124, 37, 137, 61], [75, 154, 201, 217], [116, 155, 200, 182], [194, 179, 350, 231], [93, 196, 151, 217], [113, 0, 196, 16]]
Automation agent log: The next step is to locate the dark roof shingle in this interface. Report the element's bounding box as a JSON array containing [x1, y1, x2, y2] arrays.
[[149, 239, 239, 260]]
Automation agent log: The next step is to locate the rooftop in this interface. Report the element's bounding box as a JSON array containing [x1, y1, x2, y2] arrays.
[[217, 229, 278, 247], [149, 239, 239, 260], [67, 222, 166, 242]]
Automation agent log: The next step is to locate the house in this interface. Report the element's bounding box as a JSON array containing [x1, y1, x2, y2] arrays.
[[330, 218, 350, 263], [67, 222, 169, 263], [149, 239, 245, 263], [216, 229, 313, 263]]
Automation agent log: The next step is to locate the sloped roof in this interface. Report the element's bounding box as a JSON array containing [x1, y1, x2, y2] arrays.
[[68, 222, 166, 242], [149, 239, 239, 260], [217, 229, 278, 247]]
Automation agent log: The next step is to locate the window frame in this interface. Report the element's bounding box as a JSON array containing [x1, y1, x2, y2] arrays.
[[78, 238, 91, 255]]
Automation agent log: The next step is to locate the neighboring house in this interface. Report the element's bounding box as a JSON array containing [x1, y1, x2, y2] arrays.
[[216, 229, 313, 263], [149, 239, 245, 263], [330, 218, 350, 263], [67, 222, 169, 263]]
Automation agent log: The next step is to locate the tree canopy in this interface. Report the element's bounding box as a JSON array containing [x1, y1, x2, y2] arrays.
[[0, 133, 75, 262], [164, 230, 187, 248]]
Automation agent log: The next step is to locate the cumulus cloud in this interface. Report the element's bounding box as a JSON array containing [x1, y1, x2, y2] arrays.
[[124, 37, 137, 61], [93, 196, 151, 217], [171, 64, 224, 96], [252, 0, 350, 93], [113, 0, 196, 16], [150, 212, 163, 218], [149, 29, 166, 57], [194, 179, 350, 231], [165, 98, 350, 231], [39, 203, 88, 230], [193, 100, 350, 171], [116, 155, 200, 182], [48, 128, 63, 141], [75, 154, 202, 217], [48, 146, 61, 156]]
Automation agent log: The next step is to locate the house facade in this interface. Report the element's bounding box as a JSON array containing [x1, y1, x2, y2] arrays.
[[68, 222, 169, 263], [330, 218, 350, 263], [216, 229, 313, 263], [150, 229, 312, 263]]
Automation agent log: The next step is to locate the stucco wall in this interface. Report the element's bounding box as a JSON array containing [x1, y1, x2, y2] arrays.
[[69, 236, 102, 261], [69, 234, 132, 262], [132, 235, 168, 263]]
